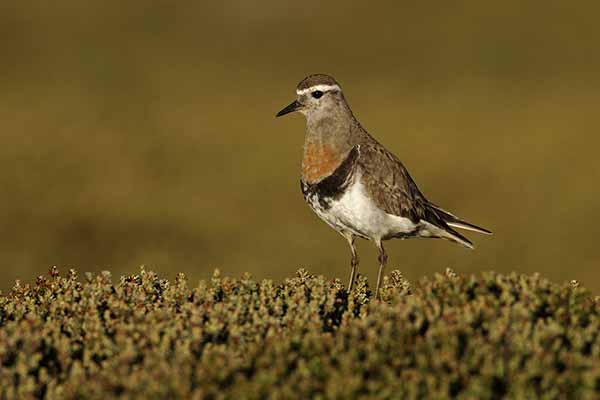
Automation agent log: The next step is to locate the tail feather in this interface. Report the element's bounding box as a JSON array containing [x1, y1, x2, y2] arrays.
[[447, 221, 492, 235], [427, 202, 492, 235], [440, 224, 475, 249], [421, 219, 474, 249]]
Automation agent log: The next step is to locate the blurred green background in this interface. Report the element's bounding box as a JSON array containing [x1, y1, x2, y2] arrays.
[[1, 1, 599, 291]]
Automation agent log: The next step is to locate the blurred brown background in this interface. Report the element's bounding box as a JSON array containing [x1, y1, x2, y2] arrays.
[[1, 1, 599, 291]]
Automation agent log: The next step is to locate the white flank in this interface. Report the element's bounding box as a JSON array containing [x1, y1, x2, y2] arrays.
[[308, 174, 416, 241]]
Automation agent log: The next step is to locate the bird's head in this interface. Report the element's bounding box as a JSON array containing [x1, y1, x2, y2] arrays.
[[276, 74, 346, 121]]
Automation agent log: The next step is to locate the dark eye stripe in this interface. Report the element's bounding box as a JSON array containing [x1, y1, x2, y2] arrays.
[[312, 90, 324, 99]]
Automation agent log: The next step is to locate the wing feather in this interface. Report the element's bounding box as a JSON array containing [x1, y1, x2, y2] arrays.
[[357, 142, 431, 224], [356, 141, 486, 248]]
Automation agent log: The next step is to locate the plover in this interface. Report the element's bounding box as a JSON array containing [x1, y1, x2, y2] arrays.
[[276, 74, 491, 299]]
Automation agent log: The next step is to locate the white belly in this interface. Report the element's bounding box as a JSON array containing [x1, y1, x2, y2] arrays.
[[306, 174, 418, 241]]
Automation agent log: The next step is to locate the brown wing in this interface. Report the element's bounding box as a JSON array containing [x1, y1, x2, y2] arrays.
[[356, 142, 430, 224], [357, 141, 492, 233], [356, 141, 476, 247], [357, 141, 463, 229]]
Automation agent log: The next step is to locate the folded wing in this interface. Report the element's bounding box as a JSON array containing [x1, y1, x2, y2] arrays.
[[356, 141, 490, 248]]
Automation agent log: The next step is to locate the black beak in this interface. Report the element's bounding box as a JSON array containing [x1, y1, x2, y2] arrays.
[[276, 100, 302, 117]]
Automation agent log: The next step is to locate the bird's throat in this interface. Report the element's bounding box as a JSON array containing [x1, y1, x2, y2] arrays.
[[302, 141, 349, 184], [302, 111, 356, 184]]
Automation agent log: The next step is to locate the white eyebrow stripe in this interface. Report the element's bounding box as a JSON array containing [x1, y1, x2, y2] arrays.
[[296, 84, 341, 95]]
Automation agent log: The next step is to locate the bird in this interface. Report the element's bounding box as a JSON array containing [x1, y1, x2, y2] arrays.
[[276, 74, 491, 299]]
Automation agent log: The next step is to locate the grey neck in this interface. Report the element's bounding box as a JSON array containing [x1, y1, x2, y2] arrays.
[[304, 100, 364, 151]]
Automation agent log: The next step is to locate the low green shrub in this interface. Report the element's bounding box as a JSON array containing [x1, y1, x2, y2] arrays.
[[0, 267, 598, 399]]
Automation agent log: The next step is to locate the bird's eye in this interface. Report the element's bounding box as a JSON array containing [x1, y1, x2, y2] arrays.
[[312, 90, 323, 99]]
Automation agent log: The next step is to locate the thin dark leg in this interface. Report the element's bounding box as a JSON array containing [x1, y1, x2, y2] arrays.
[[345, 234, 359, 293], [375, 241, 387, 300]]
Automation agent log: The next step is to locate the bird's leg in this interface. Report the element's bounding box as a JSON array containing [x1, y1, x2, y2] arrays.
[[375, 241, 387, 300], [345, 234, 359, 293]]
